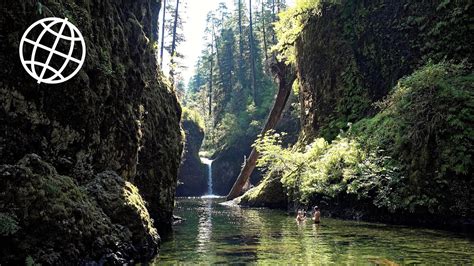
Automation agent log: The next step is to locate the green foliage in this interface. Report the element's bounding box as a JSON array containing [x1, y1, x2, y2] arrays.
[[181, 107, 205, 130], [354, 61, 474, 215], [205, 113, 241, 151], [25, 256, 39, 266], [0, 213, 19, 236], [256, 62, 473, 216], [255, 130, 365, 203], [291, 79, 300, 95], [273, 0, 340, 65]]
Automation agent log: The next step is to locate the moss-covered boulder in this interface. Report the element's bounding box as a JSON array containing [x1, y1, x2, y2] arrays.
[[240, 172, 288, 209], [0, 155, 158, 264], [85, 171, 159, 259]]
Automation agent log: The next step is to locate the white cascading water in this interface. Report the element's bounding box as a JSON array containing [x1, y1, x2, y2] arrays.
[[200, 157, 214, 196]]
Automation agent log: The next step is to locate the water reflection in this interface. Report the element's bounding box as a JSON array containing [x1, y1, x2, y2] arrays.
[[196, 198, 213, 253], [154, 198, 474, 264]]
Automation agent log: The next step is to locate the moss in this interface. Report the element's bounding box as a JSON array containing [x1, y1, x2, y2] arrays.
[[0, 155, 159, 264], [287, 0, 472, 140], [240, 172, 288, 209], [352, 62, 474, 215], [86, 171, 159, 258], [182, 107, 205, 130], [98, 47, 114, 76]]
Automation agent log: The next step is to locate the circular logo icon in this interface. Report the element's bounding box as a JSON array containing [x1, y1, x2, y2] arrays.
[[19, 17, 86, 84]]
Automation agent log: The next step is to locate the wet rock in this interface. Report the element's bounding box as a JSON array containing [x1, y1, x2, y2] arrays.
[[212, 143, 252, 196]]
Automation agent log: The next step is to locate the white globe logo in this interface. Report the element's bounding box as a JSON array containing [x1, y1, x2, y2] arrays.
[[19, 17, 86, 84]]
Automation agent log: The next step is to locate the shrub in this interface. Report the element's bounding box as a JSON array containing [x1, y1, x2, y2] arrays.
[[255, 130, 365, 203]]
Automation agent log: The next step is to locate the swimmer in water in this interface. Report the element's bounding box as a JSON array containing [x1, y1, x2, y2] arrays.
[[296, 209, 306, 222], [312, 206, 321, 224]]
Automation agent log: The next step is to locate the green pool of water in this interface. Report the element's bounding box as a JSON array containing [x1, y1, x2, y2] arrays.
[[153, 197, 473, 264]]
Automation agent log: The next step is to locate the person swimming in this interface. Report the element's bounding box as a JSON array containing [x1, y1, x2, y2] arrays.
[[295, 209, 306, 222], [312, 206, 321, 224]]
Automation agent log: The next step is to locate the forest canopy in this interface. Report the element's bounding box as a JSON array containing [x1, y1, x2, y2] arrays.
[[183, 0, 290, 153]]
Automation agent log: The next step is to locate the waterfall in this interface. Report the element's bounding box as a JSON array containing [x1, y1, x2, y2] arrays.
[[200, 157, 214, 196]]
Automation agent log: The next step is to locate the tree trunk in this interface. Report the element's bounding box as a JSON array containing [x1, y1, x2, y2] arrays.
[[208, 31, 214, 117], [238, 0, 244, 85], [262, 1, 268, 62], [248, 0, 258, 105], [272, 0, 276, 20], [272, 0, 276, 44], [226, 61, 295, 200], [169, 0, 180, 82], [160, 0, 167, 68], [213, 24, 223, 97]]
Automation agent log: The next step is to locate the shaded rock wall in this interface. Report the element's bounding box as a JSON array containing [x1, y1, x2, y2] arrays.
[[176, 120, 207, 197], [213, 93, 299, 196], [296, 0, 472, 141], [0, 0, 182, 263], [135, 72, 182, 230], [212, 138, 262, 196]]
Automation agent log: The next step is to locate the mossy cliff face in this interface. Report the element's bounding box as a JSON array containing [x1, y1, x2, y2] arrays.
[[176, 120, 207, 197], [135, 70, 182, 231], [296, 0, 472, 140], [291, 0, 472, 220], [0, 0, 182, 263]]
